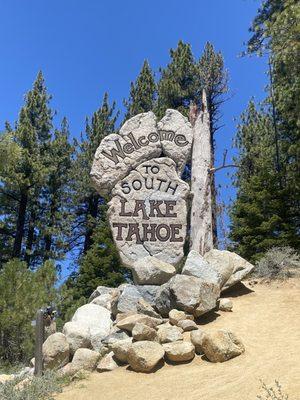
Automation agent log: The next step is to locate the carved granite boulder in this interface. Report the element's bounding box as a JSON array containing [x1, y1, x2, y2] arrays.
[[108, 157, 189, 267], [91, 110, 192, 196]]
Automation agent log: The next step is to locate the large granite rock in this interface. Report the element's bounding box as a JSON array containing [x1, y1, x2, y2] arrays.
[[62, 322, 91, 355], [128, 341, 165, 372], [108, 157, 189, 267], [157, 324, 183, 344], [157, 109, 193, 174], [202, 329, 245, 362], [89, 286, 119, 302], [136, 298, 161, 318], [43, 333, 70, 370], [132, 256, 176, 285], [155, 275, 220, 318], [190, 329, 206, 354], [204, 249, 254, 290], [132, 322, 158, 342], [110, 338, 133, 364], [182, 250, 223, 287], [97, 352, 119, 372], [163, 341, 195, 362], [91, 110, 192, 196], [111, 284, 142, 316], [222, 251, 254, 290], [203, 249, 235, 288], [168, 309, 194, 326], [91, 112, 161, 195], [71, 304, 112, 351], [136, 285, 160, 306], [71, 348, 100, 371], [116, 314, 163, 332]]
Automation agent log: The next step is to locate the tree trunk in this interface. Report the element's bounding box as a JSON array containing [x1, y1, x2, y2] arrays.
[[190, 90, 213, 255], [83, 195, 99, 254], [24, 211, 35, 265], [12, 190, 28, 258]]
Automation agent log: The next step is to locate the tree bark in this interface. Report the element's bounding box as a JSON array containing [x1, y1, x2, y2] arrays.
[[83, 194, 99, 254], [12, 190, 28, 258], [190, 90, 213, 255]]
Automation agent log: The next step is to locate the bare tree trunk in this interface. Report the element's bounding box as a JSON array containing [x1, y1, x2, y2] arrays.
[[190, 90, 213, 255]]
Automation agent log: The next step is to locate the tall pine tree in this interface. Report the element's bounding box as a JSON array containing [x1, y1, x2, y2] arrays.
[[0, 72, 53, 265], [230, 0, 299, 259], [124, 60, 156, 120]]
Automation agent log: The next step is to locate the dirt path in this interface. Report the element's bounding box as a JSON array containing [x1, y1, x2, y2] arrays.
[[57, 279, 300, 400]]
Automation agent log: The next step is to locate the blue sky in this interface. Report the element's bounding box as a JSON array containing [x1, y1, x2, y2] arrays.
[[0, 0, 267, 260]]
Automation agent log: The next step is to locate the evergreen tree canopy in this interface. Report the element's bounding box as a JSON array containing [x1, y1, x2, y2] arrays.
[[156, 40, 199, 118], [124, 60, 156, 120]]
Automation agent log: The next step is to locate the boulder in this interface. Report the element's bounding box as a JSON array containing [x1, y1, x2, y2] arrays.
[[91, 112, 161, 196], [136, 285, 160, 306], [62, 322, 90, 354], [155, 275, 220, 318], [201, 329, 245, 362], [182, 250, 223, 287], [157, 324, 183, 344], [58, 362, 81, 378], [108, 158, 189, 267], [136, 298, 161, 318], [132, 323, 158, 342], [219, 298, 233, 312], [91, 292, 118, 311], [203, 249, 235, 287], [132, 256, 176, 285], [111, 284, 142, 316], [116, 314, 163, 332], [89, 286, 118, 302], [102, 330, 130, 347], [71, 303, 112, 350], [43, 332, 70, 370], [97, 352, 119, 372], [128, 341, 165, 372], [190, 329, 206, 354], [72, 348, 100, 371], [163, 341, 195, 362], [157, 109, 193, 174], [111, 338, 133, 364], [169, 309, 194, 326], [177, 319, 198, 332], [221, 251, 254, 290]]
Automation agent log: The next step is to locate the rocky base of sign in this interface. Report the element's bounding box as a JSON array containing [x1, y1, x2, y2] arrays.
[[8, 249, 253, 381]]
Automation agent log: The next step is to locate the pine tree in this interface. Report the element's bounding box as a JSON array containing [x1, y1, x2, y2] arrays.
[[0, 259, 57, 363], [0, 72, 53, 264], [230, 0, 300, 259], [229, 101, 298, 262], [40, 118, 75, 264], [124, 60, 156, 120], [70, 93, 118, 256], [156, 40, 199, 118], [67, 208, 126, 301]]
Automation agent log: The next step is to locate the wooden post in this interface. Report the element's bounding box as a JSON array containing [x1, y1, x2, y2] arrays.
[[190, 90, 213, 255], [34, 309, 45, 376]]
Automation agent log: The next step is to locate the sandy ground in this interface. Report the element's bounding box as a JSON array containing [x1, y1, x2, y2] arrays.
[[56, 279, 300, 400]]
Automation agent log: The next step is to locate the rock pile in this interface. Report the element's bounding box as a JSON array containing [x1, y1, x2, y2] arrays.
[[35, 245, 252, 376]]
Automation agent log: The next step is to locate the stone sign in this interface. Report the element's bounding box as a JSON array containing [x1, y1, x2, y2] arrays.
[[91, 110, 192, 195], [108, 158, 189, 267], [91, 109, 192, 268]]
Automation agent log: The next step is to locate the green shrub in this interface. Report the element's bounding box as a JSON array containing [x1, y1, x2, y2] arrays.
[[0, 371, 63, 400], [0, 259, 58, 364], [255, 247, 300, 279], [257, 380, 289, 400]]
